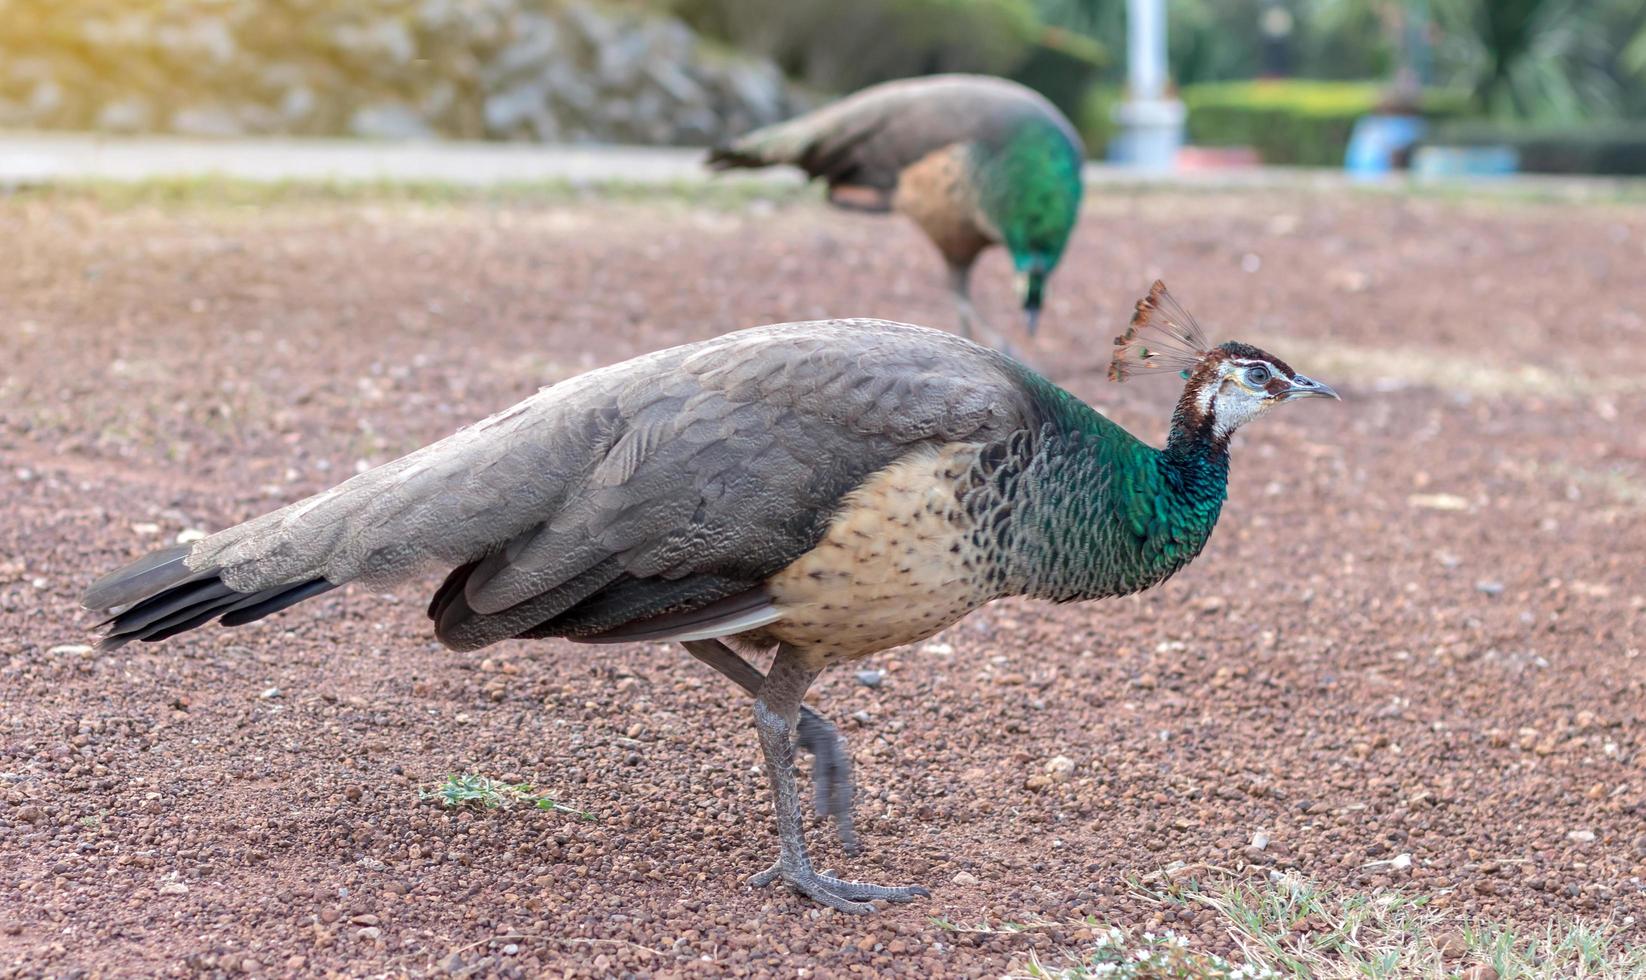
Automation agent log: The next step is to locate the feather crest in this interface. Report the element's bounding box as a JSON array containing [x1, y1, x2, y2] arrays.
[[1108, 281, 1211, 382]]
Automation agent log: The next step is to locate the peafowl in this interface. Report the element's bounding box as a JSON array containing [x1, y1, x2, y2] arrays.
[[82, 283, 1336, 913], [708, 74, 1085, 346]]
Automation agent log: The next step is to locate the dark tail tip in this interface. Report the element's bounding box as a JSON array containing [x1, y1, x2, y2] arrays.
[[85, 542, 336, 648], [705, 144, 764, 172], [82, 544, 201, 611]]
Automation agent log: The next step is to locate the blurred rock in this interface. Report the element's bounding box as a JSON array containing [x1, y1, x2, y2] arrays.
[[0, 0, 804, 145]]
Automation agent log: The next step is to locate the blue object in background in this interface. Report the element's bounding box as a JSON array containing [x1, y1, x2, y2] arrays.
[[1411, 145, 1520, 178], [1344, 114, 1427, 176]]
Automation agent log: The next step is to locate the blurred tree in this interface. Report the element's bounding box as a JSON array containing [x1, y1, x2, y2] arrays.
[[1430, 0, 1623, 119], [668, 0, 1040, 92], [1033, 0, 1266, 87], [1030, 0, 1646, 119]]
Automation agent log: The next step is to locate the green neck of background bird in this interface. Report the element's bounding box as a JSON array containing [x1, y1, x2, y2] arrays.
[[979, 120, 1084, 273], [1006, 371, 1229, 603]]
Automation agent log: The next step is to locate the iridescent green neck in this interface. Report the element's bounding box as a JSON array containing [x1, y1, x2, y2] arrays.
[[1004, 372, 1229, 602]]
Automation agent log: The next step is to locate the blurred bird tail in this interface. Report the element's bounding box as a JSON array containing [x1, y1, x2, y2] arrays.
[[706, 123, 794, 170]]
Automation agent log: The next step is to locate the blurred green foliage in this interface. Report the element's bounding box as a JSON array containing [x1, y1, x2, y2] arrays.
[[1012, 27, 1107, 122], [1428, 0, 1644, 121], [664, 0, 1042, 92], [1182, 80, 1467, 165], [1075, 84, 1120, 156], [1186, 81, 1382, 167], [1031, 0, 1646, 123], [642, 0, 1646, 169]]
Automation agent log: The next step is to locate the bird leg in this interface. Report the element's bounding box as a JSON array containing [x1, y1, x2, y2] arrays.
[[946, 261, 1013, 355], [746, 645, 930, 914], [680, 639, 858, 854]]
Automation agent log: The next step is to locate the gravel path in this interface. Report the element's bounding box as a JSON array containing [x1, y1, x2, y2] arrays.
[[1, 188, 1642, 976]]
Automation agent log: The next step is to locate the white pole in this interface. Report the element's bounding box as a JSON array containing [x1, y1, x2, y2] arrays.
[[1128, 0, 1165, 101], [1114, 0, 1184, 170]]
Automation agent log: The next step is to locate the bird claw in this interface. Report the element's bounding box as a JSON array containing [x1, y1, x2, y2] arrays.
[[795, 706, 860, 855], [748, 858, 930, 914]]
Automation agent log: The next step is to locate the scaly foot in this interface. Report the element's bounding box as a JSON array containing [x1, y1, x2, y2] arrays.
[[752, 650, 926, 914], [749, 858, 930, 914]]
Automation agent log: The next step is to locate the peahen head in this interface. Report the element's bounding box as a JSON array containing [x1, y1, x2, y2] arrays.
[[1109, 281, 1338, 450]]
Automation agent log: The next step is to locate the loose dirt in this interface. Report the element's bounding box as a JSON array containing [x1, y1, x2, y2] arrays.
[[1, 187, 1643, 977]]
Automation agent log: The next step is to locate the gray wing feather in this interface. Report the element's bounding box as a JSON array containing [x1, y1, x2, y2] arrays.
[[181, 319, 1034, 645]]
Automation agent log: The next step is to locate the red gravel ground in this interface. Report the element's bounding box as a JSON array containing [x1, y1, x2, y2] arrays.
[[1, 185, 1643, 977]]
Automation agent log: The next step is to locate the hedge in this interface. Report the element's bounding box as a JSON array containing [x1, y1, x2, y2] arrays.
[[1425, 120, 1646, 176], [1181, 80, 1469, 167]]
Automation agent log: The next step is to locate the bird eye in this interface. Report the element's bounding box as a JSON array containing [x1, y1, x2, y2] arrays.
[[1245, 365, 1271, 386]]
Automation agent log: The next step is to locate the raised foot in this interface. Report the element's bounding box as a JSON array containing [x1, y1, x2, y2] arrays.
[[749, 860, 931, 914], [795, 707, 859, 855]]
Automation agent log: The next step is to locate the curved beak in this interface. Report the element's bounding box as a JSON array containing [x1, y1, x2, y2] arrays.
[[1024, 304, 1041, 337], [1282, 374, 1339, 401]]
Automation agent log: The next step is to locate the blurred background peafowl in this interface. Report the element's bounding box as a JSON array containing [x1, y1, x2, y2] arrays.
[[83, 283, 1335, 913], [708, 74, 1085, 347]]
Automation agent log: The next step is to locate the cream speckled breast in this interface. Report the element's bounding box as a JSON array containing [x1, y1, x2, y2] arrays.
[[756, 443, 998, 668]]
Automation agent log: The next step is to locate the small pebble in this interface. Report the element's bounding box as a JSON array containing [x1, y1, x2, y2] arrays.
[[855, 669, 883, 688]]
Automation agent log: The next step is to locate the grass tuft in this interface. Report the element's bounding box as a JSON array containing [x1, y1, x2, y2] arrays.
[[1005, 871, 1645, 980], [1017, 924, 1278, 979], [418, 773, 595, 820]]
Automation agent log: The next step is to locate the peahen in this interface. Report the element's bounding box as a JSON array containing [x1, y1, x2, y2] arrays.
[[708, 74, 1085, 346], [82, 283, 1336, 913]]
